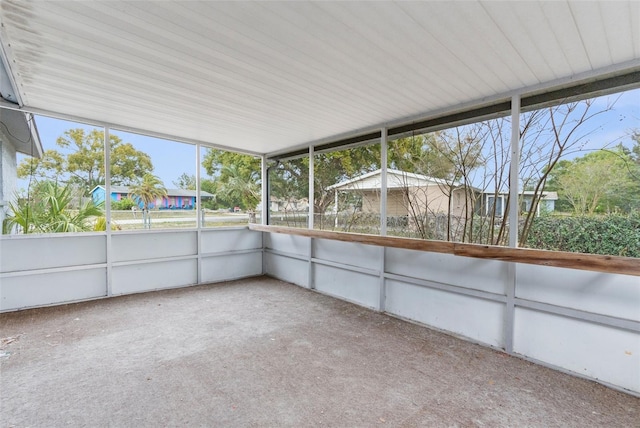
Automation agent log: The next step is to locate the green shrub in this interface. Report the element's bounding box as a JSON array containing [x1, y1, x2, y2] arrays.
[[526, 213, 640, 257], [111, 198, 137, 210]]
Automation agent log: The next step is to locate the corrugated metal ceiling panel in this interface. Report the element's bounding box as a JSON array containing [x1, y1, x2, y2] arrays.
[[0, 1, 638, 155]]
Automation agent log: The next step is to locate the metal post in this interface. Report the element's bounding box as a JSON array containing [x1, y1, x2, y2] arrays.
[[380, 127, 388, 236], [509, 95, 520, 248], [308, 146, 315, 289], [104, 127, 112, 296], [334, 190, 338, 229], [261, 155, 268, 225], [196, 144, 202, 228], [379, 128, 388, 311], [196, 144, 203, 284], [504, 94, 521, 354], [308, 146, 314, 230]]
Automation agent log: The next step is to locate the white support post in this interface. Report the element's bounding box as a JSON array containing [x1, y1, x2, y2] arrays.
[[509, 95, 521, 248], [308, 146, 315, 290], [380, 127, 388, 236], [505, 94, 521, 354], [261, 155, 268, 225], [379, 128, 388, 311], [104, 127, 112, 296], [308, 146, 314, 230], [196, 144, 202, 228], [196, 144, 202, 284], [334, 189, 338, 229]]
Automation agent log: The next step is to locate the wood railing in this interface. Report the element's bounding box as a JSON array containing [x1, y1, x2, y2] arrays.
[[249, 224, 640, 277]]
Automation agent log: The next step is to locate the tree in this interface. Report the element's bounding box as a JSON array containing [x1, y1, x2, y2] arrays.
[[386, 129, 485, 241], [516, 99, 615, 244], [3, 182, 103, 234], [202, 149, 260, 210], [384, 98, 617, 245], [219, 165, 260, 213], [18, 129, 153, 194], [389, 133, 456, 179], [17, 149, 65, 183], [550, 148, 636, 215], [628, 130, 640, 165], [128, 174, 167, 228], [312, 146, 380, 224], [173, 173, 196, 190]]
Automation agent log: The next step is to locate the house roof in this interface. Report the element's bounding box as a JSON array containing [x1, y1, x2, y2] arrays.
[[0, 104, 42, 158], [328, 169, 456, 191], [0, 51, 42, 158], [0, 2, 637, 157], [91, 185, 214, 198]]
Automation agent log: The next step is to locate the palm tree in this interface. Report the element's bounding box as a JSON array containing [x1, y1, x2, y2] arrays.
[[221, 164, 260, 206], [3, 182, 103, 234], [219, 164, 260, 223], [128, 173, 167, 228]]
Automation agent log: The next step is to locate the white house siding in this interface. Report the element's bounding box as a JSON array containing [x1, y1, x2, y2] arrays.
[[0, 135, 18, 227]]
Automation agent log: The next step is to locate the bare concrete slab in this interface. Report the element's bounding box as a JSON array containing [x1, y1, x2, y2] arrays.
[[1, 277, 638, 427]]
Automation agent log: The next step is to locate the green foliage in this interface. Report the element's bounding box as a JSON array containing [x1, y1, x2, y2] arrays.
[[111, 198, 137, 211], [93, 216, 119, 231], [202, 149, 260, 179], [219, 164, 260, 210], [17, 149, 65, 182], [391, 130, 484, 182], [202, 149, 260, 209], [128, 174, 167, 229], [389, 134, 446, 176], [526, 214, 640, 257], [629, 130, 640, 165], [3, 182, 103, 234], [17, 129, 153, 194], [173, 173, 196, 190], [128, 174, 167, 210], [312, 146, 380, 213], [200, 179, 220, 209], [546, 146, 639, 214]]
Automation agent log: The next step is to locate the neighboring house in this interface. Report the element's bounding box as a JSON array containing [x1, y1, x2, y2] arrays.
[[0, 108, 42, 227], [478, 190, 558, 217], [91, 185, 214, 209], [268, 196, 309, 212], [328, 169, 476, 218]]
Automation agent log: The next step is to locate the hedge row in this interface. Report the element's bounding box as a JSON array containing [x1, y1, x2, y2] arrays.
[[526, 214, 640, 258]]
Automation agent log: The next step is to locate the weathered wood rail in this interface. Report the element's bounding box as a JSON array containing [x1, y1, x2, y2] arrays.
[[249, 224, 640, 277]]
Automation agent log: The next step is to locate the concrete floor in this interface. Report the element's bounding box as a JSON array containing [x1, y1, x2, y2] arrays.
[[1, 277, 638, 427]]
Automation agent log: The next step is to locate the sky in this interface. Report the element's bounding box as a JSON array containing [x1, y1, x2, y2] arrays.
[[17, 88, 640, 192], [21, 118, 200, 190]]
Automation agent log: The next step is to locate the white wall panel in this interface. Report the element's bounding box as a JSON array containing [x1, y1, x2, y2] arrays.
[[112, 231, 197, 262], [386, 279, 505, 348], [314, 264, 379, 309], [314, 239, 380, 271], [111, 259, 197, 295], [265, 253, 309, 288], [0, 268, 106, 311], [200, 228, 262, 254], [201, 253, 262, 283], [516, 265, 640, 321], [514, 308, 640, 394], [264, 233, 309, 256], [386, 248, 507, 295], [0, 234, 106, 272]]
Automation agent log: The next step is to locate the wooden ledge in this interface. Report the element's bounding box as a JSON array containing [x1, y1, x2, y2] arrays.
[[249, 224, 640, 277]]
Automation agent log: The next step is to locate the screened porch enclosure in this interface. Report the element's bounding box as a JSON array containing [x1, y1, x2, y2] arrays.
[[2, 225, 639, 398], [0, 2, 639, 420]]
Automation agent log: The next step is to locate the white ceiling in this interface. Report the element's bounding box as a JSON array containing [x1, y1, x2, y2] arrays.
[[0, 1, 638, 156]]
